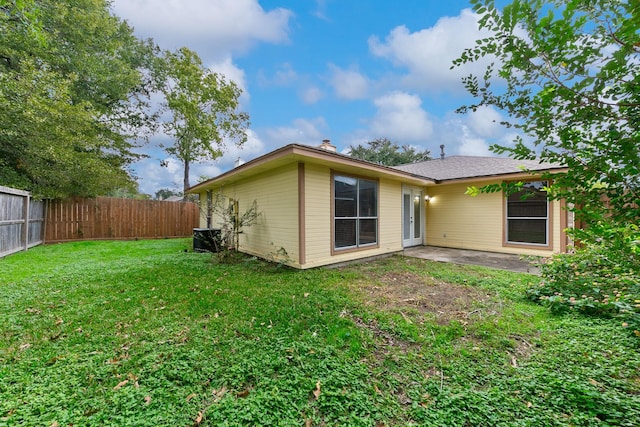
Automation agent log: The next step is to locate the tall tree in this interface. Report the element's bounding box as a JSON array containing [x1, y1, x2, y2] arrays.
[[454, 0, 639, 225], [159, 47, 249, 193], [348, 138, 431, 166], [0, 0, 158, 198]]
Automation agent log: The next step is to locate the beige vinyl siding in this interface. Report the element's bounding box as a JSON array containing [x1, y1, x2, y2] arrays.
[[198, 163, 301, 267], [235, 164, 300, 265], [302, 164, 403, 269], [303, 164, 331, 266], [198, 197, 208, 228], [425, 180, 562, 256], [378, 179, 403, 252]]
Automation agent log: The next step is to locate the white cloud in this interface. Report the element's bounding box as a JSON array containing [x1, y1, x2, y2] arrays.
[[208, 56, 250, 104], [134, 157, 185, 195], [208, 57, 247, 92], [465, 105, 504, 138], [263, 117, 328, 147], [370, 92, 433, 142], [436, 108, 524, 158], [368, 9, 494, 92], [258, 63, 299, 87], [215, 129, 266, 168], [301, 86, 324, 104], [111, 0, 292, 60], [328, 65, 369, 100], [133, 129, 265, 194], [191, 163, 225, 185], [273, 63, 299, 85], [457, 126, 492, 156], [313, 0, 330, 21], [163, 157, 181, 175], [135, 154, 229, 195], [338, 133, 372, 153], [498, 132, 520, 148]]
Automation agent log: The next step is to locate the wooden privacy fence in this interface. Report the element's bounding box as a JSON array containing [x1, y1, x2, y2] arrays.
[[0, 186, 45, 258], [45, 197, 200, 243]]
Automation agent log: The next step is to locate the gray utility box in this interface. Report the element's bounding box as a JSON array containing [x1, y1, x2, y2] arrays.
[[193, 228, 222, 252]]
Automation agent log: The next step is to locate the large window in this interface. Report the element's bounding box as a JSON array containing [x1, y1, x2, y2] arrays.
[[506, 181, 549, 245], [334, 175, 378, 249]]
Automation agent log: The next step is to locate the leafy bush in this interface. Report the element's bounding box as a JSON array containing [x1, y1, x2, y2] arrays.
[[527, 223, 640, 337]]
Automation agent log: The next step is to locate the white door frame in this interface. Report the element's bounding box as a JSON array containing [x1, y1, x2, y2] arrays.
[[402, 186, 424, 247]]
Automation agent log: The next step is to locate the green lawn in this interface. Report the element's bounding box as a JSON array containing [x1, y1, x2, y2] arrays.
[[1, 239, 638, 426]]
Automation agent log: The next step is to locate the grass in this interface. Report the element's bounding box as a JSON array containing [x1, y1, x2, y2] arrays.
[[1, 239, 639, 426]]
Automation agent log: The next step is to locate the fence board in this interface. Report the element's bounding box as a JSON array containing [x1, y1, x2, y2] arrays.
[[44, 197, 200, 243], [28, 200, 45, 247], [0, 186, 44, 257]]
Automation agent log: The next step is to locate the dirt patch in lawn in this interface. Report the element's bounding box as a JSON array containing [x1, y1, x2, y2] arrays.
[[354, 270, 498, 326]]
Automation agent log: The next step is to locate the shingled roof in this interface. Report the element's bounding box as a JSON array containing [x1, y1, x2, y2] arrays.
[[394, 155, 566, 182]]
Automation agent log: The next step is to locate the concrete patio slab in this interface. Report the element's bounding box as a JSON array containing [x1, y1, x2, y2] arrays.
[[403, 246, 543, 274]]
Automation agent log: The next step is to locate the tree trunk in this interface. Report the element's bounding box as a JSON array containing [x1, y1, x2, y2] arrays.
[[183, 159, 190, 194]]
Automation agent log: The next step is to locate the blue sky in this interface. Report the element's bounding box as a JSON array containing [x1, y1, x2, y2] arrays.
[[110, 0, 514, 195]]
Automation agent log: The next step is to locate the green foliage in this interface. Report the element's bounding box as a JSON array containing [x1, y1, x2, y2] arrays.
[[466, 181, 542, 198], [263, 245, 292, 270], [154, 188, 182, 200], [107, 186, 152, 200], [0, 0, 159, 198], [203, 192, 261, 262], [457, 1, 640, 341], [158, 47, 250, 193], [348, 138, 431, 166], [1, 240, 639, 425], [454, 0, 640, 226], [527, 224, 640, 337]]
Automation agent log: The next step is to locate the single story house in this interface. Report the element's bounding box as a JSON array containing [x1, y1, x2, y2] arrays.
[[187, 141, 570, 269]]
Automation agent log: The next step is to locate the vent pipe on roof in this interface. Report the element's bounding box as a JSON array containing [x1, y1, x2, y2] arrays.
[[440, 144, 445, 160], [319, 139, 337, 152], [234, 157, 245, 168]]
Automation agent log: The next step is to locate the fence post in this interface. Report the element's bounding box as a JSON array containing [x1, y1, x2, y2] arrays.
[[22, 193, 30, 251], [42, 199, 49, 244]]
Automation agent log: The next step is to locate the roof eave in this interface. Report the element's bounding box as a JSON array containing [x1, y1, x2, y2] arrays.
[[431, 167, 569, 184], [186, 144, 434, 193]]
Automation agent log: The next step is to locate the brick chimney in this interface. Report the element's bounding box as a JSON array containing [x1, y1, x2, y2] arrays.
[[319, 139, 336, 152]]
